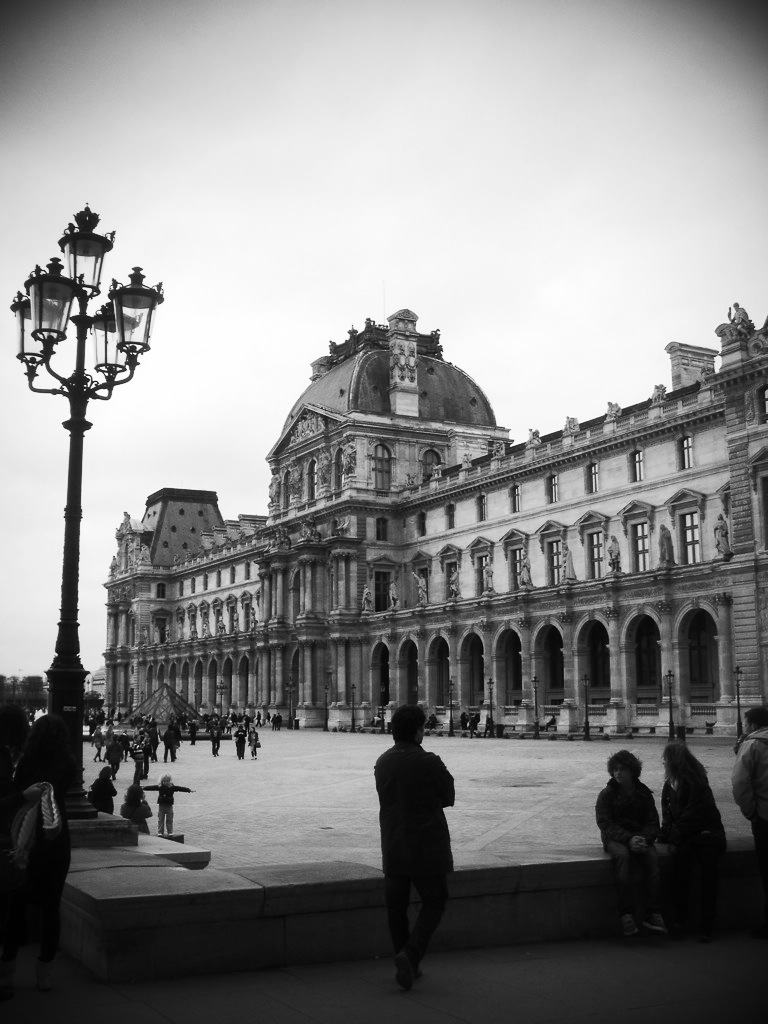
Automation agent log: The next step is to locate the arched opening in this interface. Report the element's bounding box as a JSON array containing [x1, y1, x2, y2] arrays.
[[687, 610, 718, 701], [168, 662, 177, 692], [434, 637, 450, 706], [145, 664, 154, 700], [239, 655, 249, 707], [223, 657, 233, 712], [181, 661, 190, 703], [401, 640, 419, 705], [500, 630, 523, 705], [586, 621, 610, 699], [207, 659, 218, 713], [193, 660, 203, 709], [290, 569, 301, 623], [375, 644, 390, 706], [634, 616, 661, 702], [538, 625, 564, 702], [465, 633, 485, 707]]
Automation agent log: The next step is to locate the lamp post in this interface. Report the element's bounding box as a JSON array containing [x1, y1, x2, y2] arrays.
[[582, 674, 591, 741], [287, 674, 294, 730], [734, 665, 743, 739], [350, 683, 356, 734], [666, 670, 675, 741], [532, 675, 540, 740], [448, 678, 455, 737], [216, 681, 225, 718], [487, 677, 495, 737], [324, 671, 330, 732], [11, 206, 162, 818]]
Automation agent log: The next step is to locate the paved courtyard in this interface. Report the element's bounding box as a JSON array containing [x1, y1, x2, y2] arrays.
[[83, 731, 750, 870]]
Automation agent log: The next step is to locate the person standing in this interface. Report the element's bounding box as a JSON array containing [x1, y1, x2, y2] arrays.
[[595, 749, 666, 938], [732, 705, 768, 938], [88, 766, 118, 814], [658, 742, 726, 942], [143, 774, 194, 837], [188, 719, 198, 746], [1, 714, 76, 992], [234, 723, 247, 760], [210, 720, 222, 757], [162, 723, 177, 763], [374, 704, 455, 991]]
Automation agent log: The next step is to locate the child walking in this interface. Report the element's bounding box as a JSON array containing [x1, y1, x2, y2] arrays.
[[143, 774, 194, 836]]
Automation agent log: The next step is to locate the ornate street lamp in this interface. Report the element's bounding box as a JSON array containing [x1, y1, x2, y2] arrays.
[[324, 671, 330, 732], [350, 683, 356, 734], [216, 681, 225, 718], [487, 677, 495, 737], [666, 670, 675, 741], [734, 665, 743, 739], [287, 674, 294, 730], [582, 674, 591, 741], [532, 675, 540, 740], [12, 208, 163, 818], [448, 677, 455, 737]]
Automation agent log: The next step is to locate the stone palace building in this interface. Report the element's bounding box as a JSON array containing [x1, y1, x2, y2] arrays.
[[103, 304, 768, 733]]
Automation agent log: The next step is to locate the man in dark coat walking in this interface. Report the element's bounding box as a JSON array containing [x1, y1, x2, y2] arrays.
[[374, 704, 455, 991]]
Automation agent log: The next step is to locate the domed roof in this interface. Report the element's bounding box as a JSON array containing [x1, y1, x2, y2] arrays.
[[281, 323, 496, 435]]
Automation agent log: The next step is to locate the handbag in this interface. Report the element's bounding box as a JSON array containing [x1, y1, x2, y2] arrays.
[[256, 740, 262, 748]]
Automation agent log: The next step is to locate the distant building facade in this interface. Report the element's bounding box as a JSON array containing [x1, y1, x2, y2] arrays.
[[103, 306, 768, 733]]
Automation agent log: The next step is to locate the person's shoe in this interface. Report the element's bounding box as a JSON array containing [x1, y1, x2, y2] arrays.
[[394, 951, 414, 991], [643, 913, 667, 935], [35, 959, 53, 992], [620, 914, 639, 937]]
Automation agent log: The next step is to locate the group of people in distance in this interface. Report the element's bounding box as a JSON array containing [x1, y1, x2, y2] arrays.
[[375, 703, 768, 993]]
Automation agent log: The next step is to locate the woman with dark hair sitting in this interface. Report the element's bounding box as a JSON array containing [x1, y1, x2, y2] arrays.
[[0, 712, 75, 993], [658, 742, 726, 942], [596, 749, 666, 938]]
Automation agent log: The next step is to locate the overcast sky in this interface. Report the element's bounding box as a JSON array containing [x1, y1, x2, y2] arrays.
[[1, 0, 766, 678]]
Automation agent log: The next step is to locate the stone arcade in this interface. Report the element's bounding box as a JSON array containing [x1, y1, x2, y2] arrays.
[[104, 305, 768, 734]]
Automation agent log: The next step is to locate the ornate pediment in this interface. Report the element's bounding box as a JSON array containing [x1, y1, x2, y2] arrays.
[[618, 500, 656, 537], [665, 488, 706, 518], [574, 510, 610, 546]]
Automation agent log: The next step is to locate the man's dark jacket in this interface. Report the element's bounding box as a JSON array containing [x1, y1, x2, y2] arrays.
[[375, 741, 455, 876]]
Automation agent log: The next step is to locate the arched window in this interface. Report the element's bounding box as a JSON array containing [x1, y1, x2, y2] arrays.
[[422, 449, 441, 481], [373, 444, 391, 491], [307, 459, 317, 501]]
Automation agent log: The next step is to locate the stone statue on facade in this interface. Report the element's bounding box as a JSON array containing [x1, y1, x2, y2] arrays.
[[217, 615, 226, 636], [563, 417, 579, 437], [519, 554, 533, 588], [714, 513, 733, 561], [431, 463, 442, 479], [462, 452, 472, 469], [650, 384, 667, 405], [482, 563, 494, 592], [606, 401, 621, 421], [201, 617, 210, 638], [389, 580, 399, 609], [342, 441, 357, 475], [109, 555, 118, 578], [527, 428, 541, 447], [658, 523, 675, 566], [728, 302, 755, 338], [317, 448, 331, 487], [562, 543, 576, 582], [268, 474, 280, 507], [412, 571, 428, 606], [449, 569, 461, 600], [361, 585, 373, 613], [608, 535, 622, 573]]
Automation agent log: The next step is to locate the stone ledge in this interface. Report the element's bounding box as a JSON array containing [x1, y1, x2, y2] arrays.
[[59, 837, 762, 982]]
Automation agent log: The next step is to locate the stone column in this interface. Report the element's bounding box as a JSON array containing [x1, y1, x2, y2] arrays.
[[339, 556, 348, 611], [715, 593, 735, 701], [336, 637, 348, 702], [349, 554, 359, 612], [260, 574, 271, 626], [416, 628, 429, 708], [516, 617, 536, 729], [274, 644, 285, 707], [305, 560, 315, 615], [275, 569, 285, 622], [302, 641, 313, 704]]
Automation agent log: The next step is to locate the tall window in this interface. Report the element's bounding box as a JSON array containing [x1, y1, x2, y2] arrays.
[[477, 493, 487, 522], [510, 483, 521, 513], [678, 436, 693, 470], [230, 566, 236, 584], [547, 539, 562, 586], [630, 449, 644, 482], [759, 386, 768, 424], [587, 531, 604, 579], [179, 580, 185, 597], [417, 511, 426, 537], [307, 459, 317, 500], [191, 577, 196, 594], [422, 449, 441, 481], [446, 503, 455, 530], [373, 444, 392, 491], [216, 569, 222, 587], [681, 511, 701, 564], [374, 571, 390, 612], [586, 462, 599, 494], [375, 516, 389, 541], [244, 561, 251, 580], [546, 474, 558, 504], [203, 573, 209, 591], [631, 522, 651, 571], [156, 583, 166, 599]]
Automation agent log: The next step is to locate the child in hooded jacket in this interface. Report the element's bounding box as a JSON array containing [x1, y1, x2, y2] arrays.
[[143, 774, 194, 836]]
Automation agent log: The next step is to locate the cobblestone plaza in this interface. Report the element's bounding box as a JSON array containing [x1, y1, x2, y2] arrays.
[[84, 732, 748, 870]]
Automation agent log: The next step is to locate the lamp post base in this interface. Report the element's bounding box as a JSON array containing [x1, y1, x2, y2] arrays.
[[46, 662, 96, 820]]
